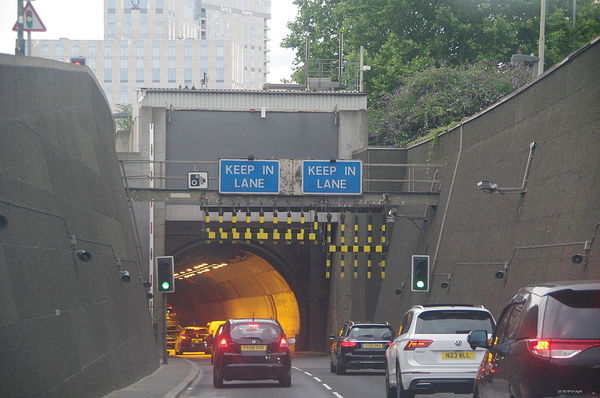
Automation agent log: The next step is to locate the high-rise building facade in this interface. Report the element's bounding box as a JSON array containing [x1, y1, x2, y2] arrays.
[[31, 0, 271, 110]]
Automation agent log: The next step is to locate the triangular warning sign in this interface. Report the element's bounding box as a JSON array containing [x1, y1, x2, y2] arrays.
[[13, 1, 47, 32]]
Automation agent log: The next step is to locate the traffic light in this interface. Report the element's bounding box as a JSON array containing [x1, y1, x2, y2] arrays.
[[156, 256, 175, 293], [411, 255, 430, 292], [70, 57, 86, 66]]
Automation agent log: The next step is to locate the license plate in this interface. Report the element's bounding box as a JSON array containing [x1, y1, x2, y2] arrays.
[[362, 343, 383, 349], [442, 351, 475, 360], [241, 344, 266, 352]]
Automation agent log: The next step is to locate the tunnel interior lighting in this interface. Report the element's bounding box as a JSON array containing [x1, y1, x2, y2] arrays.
[[175, 262, 230, 280]]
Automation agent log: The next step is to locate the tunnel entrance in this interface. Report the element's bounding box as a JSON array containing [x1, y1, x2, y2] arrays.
[[165, 223, 330, 351]]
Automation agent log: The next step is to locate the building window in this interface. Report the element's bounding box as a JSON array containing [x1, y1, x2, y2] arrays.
[[137, 68, 144, 83], [152, 68, 160, 83], [121, 68, 128, 82], [168, 68, 176, 83], [104, 68, 112, 82]]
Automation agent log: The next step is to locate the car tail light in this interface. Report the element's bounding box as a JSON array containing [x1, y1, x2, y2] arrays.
[[340, 340, 357, 348], [404, 340, 433, 350], [218, 338, 229, 350], [180, 336, 187, 340], [527, 339, 600, 359], [387, 341, 393, 347], [277, 337, 290, 352]]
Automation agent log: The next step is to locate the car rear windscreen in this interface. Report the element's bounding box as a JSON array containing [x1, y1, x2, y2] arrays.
[[187, 330, 208, 338], [416, 310, 495, 334], [543, 290, 600, 339], [230, 323, 281, 343], [348, 326, 393, 340]]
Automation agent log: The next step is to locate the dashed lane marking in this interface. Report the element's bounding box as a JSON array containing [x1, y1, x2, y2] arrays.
[[292, 365, 344, 398]]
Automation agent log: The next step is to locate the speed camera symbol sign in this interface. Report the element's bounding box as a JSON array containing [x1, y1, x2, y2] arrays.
[[188, 171, 208, 189]]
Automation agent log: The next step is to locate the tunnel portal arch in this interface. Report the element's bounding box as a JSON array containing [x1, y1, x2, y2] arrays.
[[165, 237, 329, 350]]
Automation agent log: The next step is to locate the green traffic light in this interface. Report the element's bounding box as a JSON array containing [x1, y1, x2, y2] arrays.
[[161, 281, 170, 290], [416, 280, 425, 289]]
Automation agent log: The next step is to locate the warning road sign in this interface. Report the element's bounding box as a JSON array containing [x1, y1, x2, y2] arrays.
[[13, 1, 47, 32]]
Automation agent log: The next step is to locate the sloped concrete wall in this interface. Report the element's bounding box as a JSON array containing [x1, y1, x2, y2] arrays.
[[0, 55, 158, 398], [375, 38, 600, 326]]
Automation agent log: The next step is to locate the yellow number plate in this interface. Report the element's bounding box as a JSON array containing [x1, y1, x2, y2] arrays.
[[442, 351, 475, 360], [241, 345, 267, 352], [362, 343, 383, 348]]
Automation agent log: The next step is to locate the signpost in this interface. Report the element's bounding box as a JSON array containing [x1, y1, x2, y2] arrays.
[[13, 1, 46, 56], [219, 159, 280, 194], [302, 160, 362, 195]]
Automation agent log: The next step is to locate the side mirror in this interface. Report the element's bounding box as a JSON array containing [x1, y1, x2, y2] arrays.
[[467, 330, 489, 350]]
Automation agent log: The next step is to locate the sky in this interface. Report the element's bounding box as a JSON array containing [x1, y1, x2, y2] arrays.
[[0, 0, 298, 82]]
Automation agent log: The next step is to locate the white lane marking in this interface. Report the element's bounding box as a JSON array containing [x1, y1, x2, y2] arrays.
[[305, 371, 313, 376], [323, 384, 332, 390], [294, 365, 342, 397], [313, 376, 322, 382], [333, 393, 344, 398]]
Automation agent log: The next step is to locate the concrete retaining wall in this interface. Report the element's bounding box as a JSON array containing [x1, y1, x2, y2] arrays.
[[0, 55, 158, 398], [373, 38, 600, 325]]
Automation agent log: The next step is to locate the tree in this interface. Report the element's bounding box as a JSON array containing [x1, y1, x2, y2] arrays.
[[114, 103, 133, 133], [369, 62, 531, 146]]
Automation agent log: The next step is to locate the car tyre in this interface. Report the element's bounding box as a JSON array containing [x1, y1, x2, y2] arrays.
[[385, 364, 397, 398], [213, 367, 224, 388], [279, 369, 292, 387], [335, 359, 346, 375], [395, 362, 414, 398]]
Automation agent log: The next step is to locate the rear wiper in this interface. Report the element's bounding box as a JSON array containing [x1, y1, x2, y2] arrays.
[[455, 330, 470, 334]]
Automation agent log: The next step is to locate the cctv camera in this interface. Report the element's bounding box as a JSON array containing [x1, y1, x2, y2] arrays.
[[477, 181, 497, 192], [146, 291, 154, 299], [495, 270, 505, 280], [388, 209, 398, 217], [76, 250, 92, 261], [120, 271, 131, 282], [440, 281, 449, 289]]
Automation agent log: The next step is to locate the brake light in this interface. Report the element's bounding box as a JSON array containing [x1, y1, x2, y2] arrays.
[[527, 339, 600, 359], [180, 336, 187, 340], [387, 341, 393, 347], [248, 323, 259, 328], [218, 338, 229, 349], [404, 340, 433, 350], [340, 340, 357, 348]]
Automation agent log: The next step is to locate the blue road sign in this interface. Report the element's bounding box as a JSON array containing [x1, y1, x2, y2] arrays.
[[219, 159, 280, 194], [302, 160, 362, 195]]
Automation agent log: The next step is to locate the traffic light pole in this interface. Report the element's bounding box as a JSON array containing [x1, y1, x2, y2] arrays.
[[16, 0, 25, 56], [162, 293, 168, 364]]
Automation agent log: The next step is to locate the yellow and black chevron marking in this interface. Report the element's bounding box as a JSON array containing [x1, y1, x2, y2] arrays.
[[353, 253, 359, 279], [380, 213, 387, 245], [367, 254, 372, 280], [340, 213, 346, 245], [272, 211, 279, 243], [340, 253, 345, 279], [353, 212, 359, 245], [297, 212, 305, 243], [367, 213, 373, 244], [328, 245, 387, 253], [309, 213, 318, 243], [380, 254, 387, 279], [325, 253, 331, 279]]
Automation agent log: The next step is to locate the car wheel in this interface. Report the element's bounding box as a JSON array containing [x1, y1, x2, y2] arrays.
[[335, 359, 346, 375], [278, 369, 292, 387], [385, 364, 397, 398], [213, 367, 224, 388], [396, 362, 414, 398]]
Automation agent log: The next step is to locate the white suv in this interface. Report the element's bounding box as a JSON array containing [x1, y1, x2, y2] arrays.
[[385, 304, 495, 398]]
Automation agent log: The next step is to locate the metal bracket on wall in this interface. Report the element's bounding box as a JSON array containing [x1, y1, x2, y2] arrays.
[[477, 142, 537, 194]]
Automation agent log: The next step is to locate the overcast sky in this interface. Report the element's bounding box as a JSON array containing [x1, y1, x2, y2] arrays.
[[0, 0, 298, 82]]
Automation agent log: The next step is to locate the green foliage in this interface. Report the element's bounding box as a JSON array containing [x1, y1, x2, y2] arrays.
[[115, 103, 133, 133], [282, 0, 600, 145], [368, 62, 531, 146]]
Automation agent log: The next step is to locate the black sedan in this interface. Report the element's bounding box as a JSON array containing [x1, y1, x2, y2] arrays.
[[212, 318, 295, 388], [174, 326, 210, 355]]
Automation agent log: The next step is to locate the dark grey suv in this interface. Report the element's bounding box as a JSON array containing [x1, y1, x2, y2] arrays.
[[468, 281, 600, 398], [329, 320, 394, 375]]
